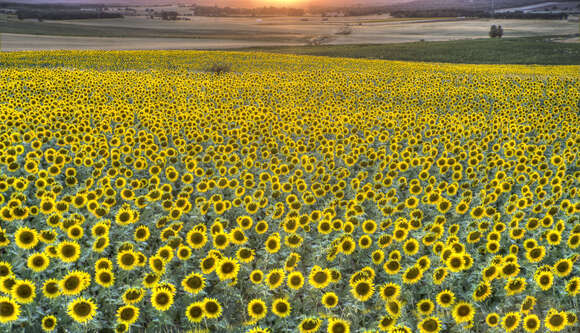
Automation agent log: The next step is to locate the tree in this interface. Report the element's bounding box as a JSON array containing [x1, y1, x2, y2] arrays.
[[497, 25, 503, 38], [489, 24, 498, 38]]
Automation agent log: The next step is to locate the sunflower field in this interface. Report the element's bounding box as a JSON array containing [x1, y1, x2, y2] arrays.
[[0, 50, 578, 333]]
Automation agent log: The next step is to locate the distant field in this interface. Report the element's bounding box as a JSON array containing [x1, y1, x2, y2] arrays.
[[242, 36, 580, 65], [1, 15, 578, 51]]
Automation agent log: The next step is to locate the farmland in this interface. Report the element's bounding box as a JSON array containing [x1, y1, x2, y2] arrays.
[[1, 15, 578, 51], [0, 51, 578, 333]]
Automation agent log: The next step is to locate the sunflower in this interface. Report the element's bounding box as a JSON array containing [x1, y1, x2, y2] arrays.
[[11, 279, 36, 304], [385, 299, 402, 318], [142, 272, 160, 289], [486, 313, 500, 327], [432, 267, 447, 285], [500, 262, 520, 279], [116, 305, 139, 325], [265, 269, 285, 290], [501, 312, 520, 332], [41, 278, 60, 298], [133, 226, 150, 242], [182, 272, 205, 294], [41, 315, 57, 332], [452, 302, 474, 324], [122, 288, 145, 305], [186, 229, 207, 249], [383, 260, 401, 275], [379, 282, 401, 301], [523, 314, 540, 333], [287, 271, 304, 290], [58, 240, 81, 263], [60, 271, 89, 296], [68, 297, 98, 324], [553, 258, 572, 277], [417, 299, 434, 316], [535, 271, 553, 291], [247, 298, 267, 320], [327, 318, 350, 333], [185, 302, 205, 323], [15, 227, 39, 250], [403, 238, 419, 256], [249, 269, 264, 285], [95, 270, 115, 288], [322, 292, 338, 309], [0, 296, 20, 323], [339, 237, 356, 255], [520, 296, 536, 313], [350, 279, 374, 302], [298, 317, 322, 333], [402, 266, 423, 284], [27, 252, 50, 272], [92, 236, 110, 253], [272, 298, 291, 318], [151, 287, 174, 312], [546, 230, 561, 246], [526, 246, 545, 263], [378, 315, 396, 331], [371, 250, 385, 265], [472, 281, 492, 301], [418, 316, 441, 333], [436, 289, 454, 308], [446, 254, 464, 273], [216, 257, 240, 281], [545, 309, 567, 332], [309, 267, 330, 289], [237, 247, 256, 263], [202, 298, 222, 319], [566, 277, 580, 296], [264, 234, 281, 254], [505, 277, 526, 296]]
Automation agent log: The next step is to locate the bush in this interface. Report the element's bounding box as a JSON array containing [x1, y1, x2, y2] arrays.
[[206, 62, 232, 74]]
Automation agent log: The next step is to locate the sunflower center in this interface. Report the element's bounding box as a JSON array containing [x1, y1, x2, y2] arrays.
[[331, 322, 346, 333], [205, 301, 218, 313], [187, 276, 202, 289], [74, 302, 92, 317], [526, 318, 538, 329], [313, 271, 327, 284], [17, 284, 32, 298], [549, 314, 563, 326], [189, 306, 202, 318], [20, 231, 34, 244], [65, 276, 81, 290], [458, 305, 470, 317], [505, 316, 517, 327], [62, 245, 76, 257], [156, 293, 169, 305], [221, 262, 234, 274], [120, 308, 135, 320], [121, 254, 135, 266], [33, 257, 45, 267], [423, 319, 438, 331], [406, 267, 420, 279], [252, 303, 264, 314], [0, 301, 15, 316], [99, 272, 111, 283], [356, 282, 370, 295]]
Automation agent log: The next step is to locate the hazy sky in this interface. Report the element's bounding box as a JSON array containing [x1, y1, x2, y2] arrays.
[[12, 0, 402, 7]]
